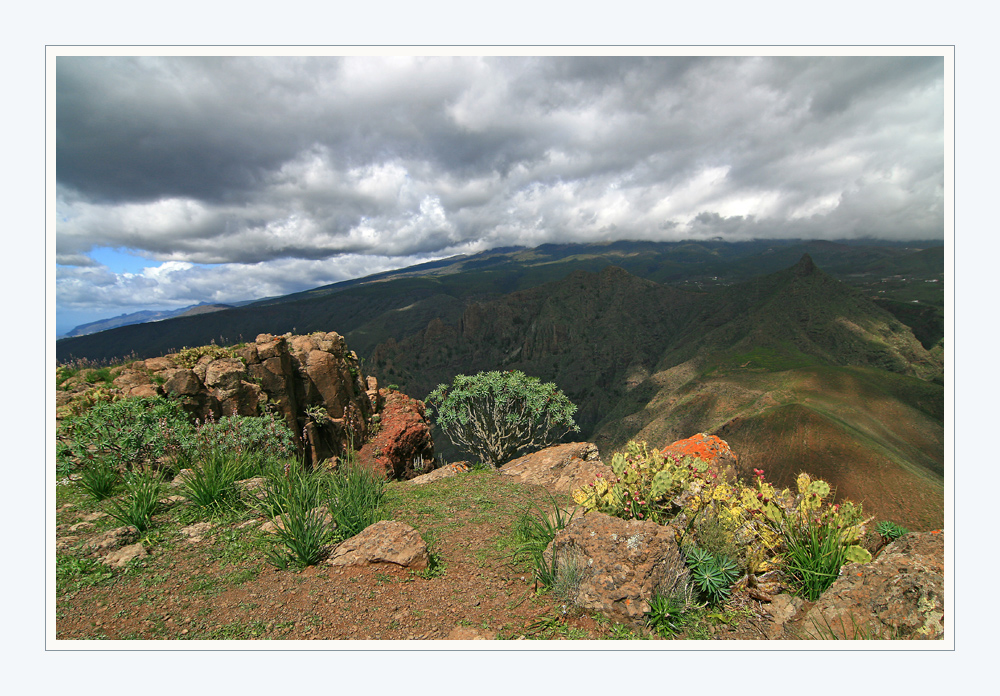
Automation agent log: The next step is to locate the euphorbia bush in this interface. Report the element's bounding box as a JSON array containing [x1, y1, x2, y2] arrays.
[[57, 396, 193, 474], [426, 370, 579, 469], [191, 412, 296, 469]]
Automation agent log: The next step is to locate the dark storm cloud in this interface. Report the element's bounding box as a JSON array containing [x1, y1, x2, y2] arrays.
[[55, 54, 945, 314]]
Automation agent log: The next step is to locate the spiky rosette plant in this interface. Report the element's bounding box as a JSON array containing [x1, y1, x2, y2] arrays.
[[425, 371, 579, 470]]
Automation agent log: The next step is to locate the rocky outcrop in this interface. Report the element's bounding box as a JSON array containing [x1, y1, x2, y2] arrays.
[[101, 332, 397, 468], [325, 521, 429, 570], [544, 512, 689, 622], [356, 390, 436, 480], [785, 531, 945, 639], [499, 442, 612, 495]]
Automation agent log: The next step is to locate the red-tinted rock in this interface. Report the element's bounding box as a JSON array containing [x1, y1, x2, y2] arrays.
[[661, 433, 737, 475], [357, 390, 434, 480]]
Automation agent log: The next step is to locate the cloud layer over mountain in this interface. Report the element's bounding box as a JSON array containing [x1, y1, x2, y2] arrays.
[[56, 55, 945, 328]]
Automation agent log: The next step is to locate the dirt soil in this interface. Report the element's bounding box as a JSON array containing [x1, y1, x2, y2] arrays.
[[54, 471, 773, 642]]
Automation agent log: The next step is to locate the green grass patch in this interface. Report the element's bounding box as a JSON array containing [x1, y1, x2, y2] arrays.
[[56, 555, 115, 596]]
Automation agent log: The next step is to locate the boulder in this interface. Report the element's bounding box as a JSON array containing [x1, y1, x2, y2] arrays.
[[83, 525, 139, 554], [162, 368, 202, 397], [357, 390, 435, 480], [101, 542, 148, 567], [544, 512, 689, 621], [179, 522, 213, 543], [409, 462, 470, 485], [204, 357, 247, 391], [325, 521, 429, 570], [500, 442, 612, 495], [786, 530, 945, 639], [143, 356, 177, 372], [661, 432, 737, 476]]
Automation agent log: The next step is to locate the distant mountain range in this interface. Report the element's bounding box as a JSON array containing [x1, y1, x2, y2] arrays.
[[55, 238, 943, 362], [54, 238, 944, 529], [59, 302, 244, 338]]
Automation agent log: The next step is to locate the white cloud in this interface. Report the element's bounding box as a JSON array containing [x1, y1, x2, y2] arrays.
[[55, 55, 945, 321]]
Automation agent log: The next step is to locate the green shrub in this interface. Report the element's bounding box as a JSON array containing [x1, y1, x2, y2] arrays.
[[191, 413, 296, 476], [511, 497, 578, 591], [571, 440, 708, 524], [86, 367, 114, 384], [781, 519, 849, 601], [57, 397, 193, 474], [647, 589, 696, 638], [425, 370, 579, 469], [56, 555, 115, 595], [177, 448, 245, 510], [78, 456, 121, 501], [327, 460, 387, 539], [261, 462, 338, 568], [172, 344, 243, 368], [105, 468, 163, 532]]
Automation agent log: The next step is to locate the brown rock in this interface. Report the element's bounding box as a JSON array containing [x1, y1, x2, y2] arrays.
[[788, 531, 945, 639], [84, 525, 140, 553], [326, 521, 429, 570], [235, 477, 268, 502], [204, 358, 247, 391], [216, 379, 266, 417], [126, 383, 160, 399], [101, 542, 148, 567], [500, 442, 612, 495], [163, 369, 202, 396], [144, 356, 177, 372], [179, 522, 213, 542], [544, 512, 688, 621], [112, 369, 152, 391], [446, 626, 496, 640], [255, 333, 288, 361], [409, 462, 470, 485], [764, 594, 805, 639], [356, 390, 434, 480]]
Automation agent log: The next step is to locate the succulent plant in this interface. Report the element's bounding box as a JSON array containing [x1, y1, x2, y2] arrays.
[[876, 520, 910, 541], [684, 546, 740, 607]]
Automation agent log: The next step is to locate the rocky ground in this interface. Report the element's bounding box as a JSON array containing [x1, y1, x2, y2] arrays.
[[54, 438, 944, 643], [55, 467, 778, 642]]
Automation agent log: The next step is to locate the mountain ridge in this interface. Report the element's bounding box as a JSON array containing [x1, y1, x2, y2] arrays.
[[55, 239, 943, 363]]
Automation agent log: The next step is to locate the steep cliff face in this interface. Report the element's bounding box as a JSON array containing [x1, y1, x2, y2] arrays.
[[59, 331, 434, 474], [371, 266, 698, 436]]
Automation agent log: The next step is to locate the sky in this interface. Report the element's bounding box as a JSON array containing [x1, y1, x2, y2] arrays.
[[54, 54, 946, 335]]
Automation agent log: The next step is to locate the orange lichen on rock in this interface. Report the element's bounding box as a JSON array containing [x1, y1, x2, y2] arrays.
[[661, 433, 737, 467]]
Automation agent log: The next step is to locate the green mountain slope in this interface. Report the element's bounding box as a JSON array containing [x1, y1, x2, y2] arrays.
[[372, 256, 943, 530], [55, 239, 943, 364], [661, 254, 941, 382]]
